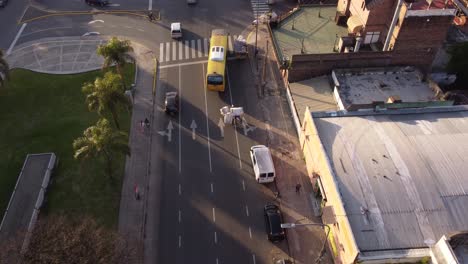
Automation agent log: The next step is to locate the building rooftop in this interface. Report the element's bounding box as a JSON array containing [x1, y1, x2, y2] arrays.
[[289, 76, 337, 124], [272, 6, 348, 60], [312, 107, 468, 252], [333, 67, 437, 109], [409, 0, 455, 11]]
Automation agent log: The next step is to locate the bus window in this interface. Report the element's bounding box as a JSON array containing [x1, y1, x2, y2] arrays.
[[207, 75, 223, 85]]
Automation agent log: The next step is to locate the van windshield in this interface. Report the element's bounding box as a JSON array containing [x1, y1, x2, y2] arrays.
[[268, 173, 274, 177], [260, 173, 267, 178]]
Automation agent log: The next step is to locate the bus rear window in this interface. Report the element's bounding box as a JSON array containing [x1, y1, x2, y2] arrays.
[[207, 75, 223, 85]]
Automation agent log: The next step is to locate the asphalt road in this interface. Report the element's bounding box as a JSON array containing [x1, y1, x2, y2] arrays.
[[155, 59, 290, 264]]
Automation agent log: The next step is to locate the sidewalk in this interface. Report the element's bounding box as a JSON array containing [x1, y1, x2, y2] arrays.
[[247, 22, 333, 264], [5, 36, 157, 263]]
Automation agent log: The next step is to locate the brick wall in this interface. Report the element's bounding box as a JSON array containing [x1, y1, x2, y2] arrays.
[[393, 15, 454, 52], [364, 0, 396, 41], [288, 50, 434, 82]]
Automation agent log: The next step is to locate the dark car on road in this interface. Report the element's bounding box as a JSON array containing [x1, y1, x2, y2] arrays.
[[0, 0, 8, 8], [264, 204, 285, 242], [85, 0, 109, 6], [164, 92, 179, 115]]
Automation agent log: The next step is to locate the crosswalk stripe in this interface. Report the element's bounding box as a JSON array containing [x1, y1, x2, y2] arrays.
[[179, 41, 183, 60], [172, 42, 177, 61], [165, 42, 170, 62], [197, 39, 203, 58], [191, 40, 196, 58], [159, 43, 164, 63], [204, 38, 209, 57], [185, 41, 190, 60]]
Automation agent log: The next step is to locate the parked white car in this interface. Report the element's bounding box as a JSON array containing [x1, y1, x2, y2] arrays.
[[170, 22, 182, 39], [250, 145, 276, 183]]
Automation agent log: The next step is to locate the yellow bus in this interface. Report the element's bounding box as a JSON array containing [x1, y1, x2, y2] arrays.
[[206, 29, 228, 92]]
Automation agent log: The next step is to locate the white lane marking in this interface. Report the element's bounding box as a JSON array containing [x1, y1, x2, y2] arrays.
[[148, 0, 152, 10], [159, 43, 164, 63], [204, 38, 209, 56], [179, 41, 183, 60], [197, 39, 203, 57], [137, 28, 144, 32], [165, 42, 170, 62], [185, 40, 190, 60], [212, 207, 216, 222], [172, 42, 177, 61], [178, 235, 182, 248], [226, 70, 242, 169], [81, 31, 100, 37], [191, 40, 196, 58], [252, 254, 256, 264], [88, 20, 104, 24], [249, 227, 252, 238], [178, 65, 182, 173], [242, 180, 246, 191], [216, 258, 219, 264], [178, 184, 182, 195], [202, 63, 213, 173], [107, 3, 120, 6], [211, 182, 214, 193], [214, 231, 218, 244], [124, 26, 131, 29], [245, 205, 249, 216], [178, 210, 182, 223], [160, 59, 207, 69], [190, 120, 197, 140], [7, 23, 27, 55]]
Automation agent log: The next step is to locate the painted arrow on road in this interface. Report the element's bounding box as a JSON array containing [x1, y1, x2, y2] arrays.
[[190, 120, 197, 140], [243, 120, 256, 136], [218, 118, 225, 137], [158, 121, 174, 142]]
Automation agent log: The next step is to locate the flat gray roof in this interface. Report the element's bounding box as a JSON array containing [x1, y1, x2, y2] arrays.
[[314, 108, 468, 251], [334, 67, 436, 108], [289, 76, 337, 124]]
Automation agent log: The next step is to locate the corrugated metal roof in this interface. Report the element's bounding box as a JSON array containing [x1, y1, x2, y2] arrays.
[[314, 109, 468, 251]]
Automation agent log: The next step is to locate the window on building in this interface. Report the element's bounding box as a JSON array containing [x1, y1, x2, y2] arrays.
[[364, 31, 380, 44]]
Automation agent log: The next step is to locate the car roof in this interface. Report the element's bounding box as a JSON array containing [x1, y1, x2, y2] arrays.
[[252, 146, 274, 172], [171, 23, 181, 30]]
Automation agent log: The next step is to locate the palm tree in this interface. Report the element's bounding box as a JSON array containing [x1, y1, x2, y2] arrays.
[[0, 49, 9, 88], [82, 72, 131, 130], [73, 118, 130, 180], [96, 37, 133, 88]]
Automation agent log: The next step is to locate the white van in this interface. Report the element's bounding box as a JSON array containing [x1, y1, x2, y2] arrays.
[[170, 22, 182, 39], [250, 145, 276, 183]]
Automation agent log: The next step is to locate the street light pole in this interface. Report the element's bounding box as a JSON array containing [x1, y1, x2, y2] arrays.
[[254, 11, 259, 58]]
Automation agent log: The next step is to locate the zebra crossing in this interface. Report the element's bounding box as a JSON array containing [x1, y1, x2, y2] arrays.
[[251, 0, 270, 18], [158, 35, 240, 63]]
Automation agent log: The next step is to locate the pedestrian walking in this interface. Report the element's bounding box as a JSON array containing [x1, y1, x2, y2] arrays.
[[144, 118, 150, 128], [295, 183, 301, 194], [134, 184, 141, 200], [148, 11, 155, 21]]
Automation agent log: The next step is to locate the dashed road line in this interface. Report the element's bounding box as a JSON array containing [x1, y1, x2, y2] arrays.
[[245, 205, 250, 217], [252, 254, 256, 264], [212, 207, 216, 222], [178, 210, 181, 223], [211, 182, 214, 193], [178, 235, 182, 248], [178, 184, 182, 195], [249, 226, 252, 238], [214, 231, 218, 244], [242, 180, 246, 191]]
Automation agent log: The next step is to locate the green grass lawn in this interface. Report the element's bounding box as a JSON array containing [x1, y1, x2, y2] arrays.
[[0, 64, 135, 228]]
